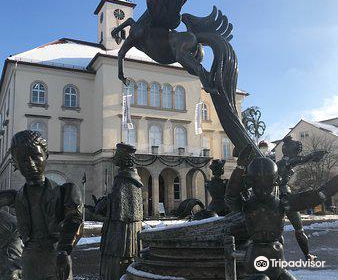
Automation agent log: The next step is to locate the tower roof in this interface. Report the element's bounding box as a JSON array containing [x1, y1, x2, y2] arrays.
[[94, 0, 136, 15]]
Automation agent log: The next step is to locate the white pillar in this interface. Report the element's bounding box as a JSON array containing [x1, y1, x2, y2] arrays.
[[152, 173, 160, 217]]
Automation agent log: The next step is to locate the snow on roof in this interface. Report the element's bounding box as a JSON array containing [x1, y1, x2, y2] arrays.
[[8, 39, 182, 71], [306, 120, 338, 137]]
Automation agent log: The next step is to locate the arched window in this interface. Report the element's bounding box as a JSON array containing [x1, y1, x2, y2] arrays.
[[31, 82, 46, 104], [137, 81, 148, 106], [149, 125, 162, 146], [64, 85, 78, 108], [150, 83, 160, 107], [162, 85, 173, 109], [174, 177, 180, 200], [123, 123, 137, 147], [175, 127, 187, 148], [201, 103, 209, 121], [123, 81, 135, 105], [63, 125, 78, 153], [30, 121, 46, 139], [174, 86, 185, 110], [222, 137, 232, 160]]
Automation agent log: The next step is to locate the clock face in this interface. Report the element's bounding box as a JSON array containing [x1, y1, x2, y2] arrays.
[[114, 9, 125, 20]]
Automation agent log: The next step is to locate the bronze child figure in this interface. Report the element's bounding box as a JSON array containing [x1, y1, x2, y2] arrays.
[[0, 130, 83, 280], [226, 145, 338, 280], [99, 143, 144, 280]]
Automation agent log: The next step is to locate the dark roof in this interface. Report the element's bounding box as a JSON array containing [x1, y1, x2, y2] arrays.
[[94, 0, 136, 15]]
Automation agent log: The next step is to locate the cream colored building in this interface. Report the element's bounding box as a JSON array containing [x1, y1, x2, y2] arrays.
[[0, 0, 247, 217], [274, 118, 338, 207]]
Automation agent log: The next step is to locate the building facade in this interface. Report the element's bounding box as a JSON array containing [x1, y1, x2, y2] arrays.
[[0, 0, 247, 217]]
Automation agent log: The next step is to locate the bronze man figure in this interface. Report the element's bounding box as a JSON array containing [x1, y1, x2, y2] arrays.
[[99, 143, 143, 280], [0, 130, 83, 280]]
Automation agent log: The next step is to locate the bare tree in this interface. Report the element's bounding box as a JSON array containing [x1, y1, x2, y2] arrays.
[[293, 134, 338, 193]]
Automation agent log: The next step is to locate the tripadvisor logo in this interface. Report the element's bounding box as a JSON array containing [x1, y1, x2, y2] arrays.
[[254, 256, 326, 271], [254, 256, 270, 271]]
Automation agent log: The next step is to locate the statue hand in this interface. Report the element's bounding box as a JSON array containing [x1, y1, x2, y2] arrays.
[[57, 251, 71, 280], [306, 253, 317, 262], [237, 144, 255, 167]]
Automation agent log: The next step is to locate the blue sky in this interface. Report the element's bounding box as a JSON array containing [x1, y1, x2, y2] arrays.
[[1, 0, 338, 141]]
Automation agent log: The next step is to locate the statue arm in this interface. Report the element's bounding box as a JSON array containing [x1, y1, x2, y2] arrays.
[[289, 151, 326, 168], [225, 167, 246, 212], [57, 183, 84, 255], [284, 175, 338, 212], [0, 190, 17, 208]]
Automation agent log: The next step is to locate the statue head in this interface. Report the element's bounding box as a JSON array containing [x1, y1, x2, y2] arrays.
[[282, 135, 302, 158], [113, 143, 136, 169], [209, 159, 225, 177], [247, 157, 278, 200], [10, 130, 49, 183]]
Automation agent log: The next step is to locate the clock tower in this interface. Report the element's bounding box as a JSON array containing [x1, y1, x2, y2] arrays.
[[94, 0, 136, 50]]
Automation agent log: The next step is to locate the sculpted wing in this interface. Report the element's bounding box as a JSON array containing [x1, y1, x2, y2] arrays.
[[147, 0, 187, 29], [182, 6, 233, 41]]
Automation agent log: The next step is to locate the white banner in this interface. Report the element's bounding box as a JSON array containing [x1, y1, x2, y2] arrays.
[[122, 94, 133, 130], [195, 102, 203, 135]]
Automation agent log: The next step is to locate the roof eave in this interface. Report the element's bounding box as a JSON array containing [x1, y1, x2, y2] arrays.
[[94, 0, 137, 15], [87, 53, 186, 72]]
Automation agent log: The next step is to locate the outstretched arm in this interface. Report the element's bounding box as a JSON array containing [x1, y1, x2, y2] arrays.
[[284, 175, 338, 212], [0, 190, 17, 208], [288, 150, 326, 168]]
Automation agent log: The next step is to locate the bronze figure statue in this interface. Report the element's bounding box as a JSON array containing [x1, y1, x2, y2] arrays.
[[205, 159, 230, 216], [277, 135, 326, 261], [99, 143, 143, 280], [112, 0, 263, 157], [0, 210, 23, 280], [0, 130, 83, 280], [226, 145, 338, 280]]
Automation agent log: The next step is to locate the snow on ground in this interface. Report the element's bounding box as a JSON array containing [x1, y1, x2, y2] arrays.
[[142, 217, 224, 233], [77, 236, 101, 246], [84, 221, 103, 229], [299, 214, 338, 221], [292, 269, 338, 280], [284, 220, 338, 232]]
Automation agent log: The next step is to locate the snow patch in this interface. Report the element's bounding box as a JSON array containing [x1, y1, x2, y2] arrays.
[[127, 263, 185, 280], [84, 221, 103, 229], [142, 216, 224, 233], [77, 236, 101, 246], [284, 220, 338, 232]]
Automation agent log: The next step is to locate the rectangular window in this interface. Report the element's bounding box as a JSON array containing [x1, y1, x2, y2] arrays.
[[174, 183, 180, 200]]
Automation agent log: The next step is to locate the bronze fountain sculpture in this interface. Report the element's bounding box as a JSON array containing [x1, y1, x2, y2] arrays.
[[109, 1, 338, 280], [108, 0, 338, 280], [0, 130, 83, 280], [112, 0, 260, 157]]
